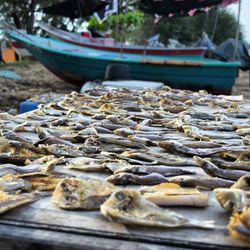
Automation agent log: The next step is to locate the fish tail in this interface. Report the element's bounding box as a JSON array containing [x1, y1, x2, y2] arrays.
[[189, 219, 215, 229]]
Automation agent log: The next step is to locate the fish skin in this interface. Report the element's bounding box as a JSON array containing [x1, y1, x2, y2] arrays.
[[169, 175, 234, 189], [107, 172, 169, 185], [214, 188, 249, 213], [231, 174, 250, 191], [53, 178, 115, 210], [114, 165, 195, 177], [194, 157, 249, 181], [0, 174, 31, 192], [183, 125, 241, 140], [101, 189, 214, 229], [120, 151, 195, 166], [210, 158, 250, 172], [99, 136, 147, 149], [144, 192, 208, 207], [158, 141, 227, 157], [0, 191, 38, 214], [228, 208, 250, 243]]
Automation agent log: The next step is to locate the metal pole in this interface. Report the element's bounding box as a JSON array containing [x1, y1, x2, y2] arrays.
[[233, 0, 242, 60]]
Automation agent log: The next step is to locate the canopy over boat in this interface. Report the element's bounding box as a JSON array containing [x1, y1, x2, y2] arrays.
[[42, 0, 239, 19], [139, 0, 239, 17], [42, 0, 111, 18]]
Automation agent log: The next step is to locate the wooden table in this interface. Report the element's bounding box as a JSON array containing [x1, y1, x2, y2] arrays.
[[0, 168, 249, 250], [0, 102, 250, 250]]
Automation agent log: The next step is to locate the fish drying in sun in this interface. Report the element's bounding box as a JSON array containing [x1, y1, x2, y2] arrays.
[[107, 172, 169, 185], [194, 157, 249, 181], [228, 207, 250, 243], [53, 178, 115, 210], [101, 189, 214, 229], [142, 183, 208, 207], [169, 175, 234, 189], [158, 141, 227, 157], [231, 174, 250, 191], [0, 190, 39, 215], [214, 188, 250, 213]]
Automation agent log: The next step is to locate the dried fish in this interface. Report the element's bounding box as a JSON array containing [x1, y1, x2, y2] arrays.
[[1, 130, 34, 144], [243, 135, 250, 145], [53, 178, 115, 210], [194, 157, 249, 181], [39, 145, 86, 157], [0, 191, 38, 214], [159, 141, 227, 157], [66, 157, 110, 172], [140, 183, 208, 207], [18, 173, 62, 191], [210, 158, 250, 172], [183, 125, 240, 140], [236, 128, 250, 136], [101, 189, 214, 228], [231, 174, 250, 191], [120, 151, 195, 166], [169, 175, 234, 189], [107, 172, 168, 185], [214, 188, 249, 213], [99, 136, 147, 149], [114, 165, 195, 177], [144, 192, 208, 207], [228, 208, 250, 243], [0, 174, 31, 192]]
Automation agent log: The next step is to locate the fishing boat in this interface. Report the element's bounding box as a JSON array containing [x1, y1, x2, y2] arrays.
[[40, 22, 205, 57], [7, 30, 240, 94]]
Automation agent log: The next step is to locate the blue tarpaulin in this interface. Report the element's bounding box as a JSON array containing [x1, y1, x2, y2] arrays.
[[0, 70, 22, 80]]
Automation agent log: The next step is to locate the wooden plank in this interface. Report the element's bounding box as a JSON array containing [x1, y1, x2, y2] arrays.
[[0, 223, 184, 250], [0, 194, 249, 250]]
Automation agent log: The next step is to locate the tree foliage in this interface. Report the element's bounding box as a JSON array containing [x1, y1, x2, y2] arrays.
[[0, 0, 244, 45]]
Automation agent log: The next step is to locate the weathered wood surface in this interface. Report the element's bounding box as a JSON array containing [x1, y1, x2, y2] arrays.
[[0, 190, 249, 250]]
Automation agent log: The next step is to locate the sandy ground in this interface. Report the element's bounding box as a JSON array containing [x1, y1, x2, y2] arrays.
[[0, 62, 78, 113], [0, 61, 249, 114]]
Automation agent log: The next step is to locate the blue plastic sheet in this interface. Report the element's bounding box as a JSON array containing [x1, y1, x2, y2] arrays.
[[0, 70, 22, 80]]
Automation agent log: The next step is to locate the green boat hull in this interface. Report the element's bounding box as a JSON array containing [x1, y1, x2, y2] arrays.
[[10, 31, 240, 94]]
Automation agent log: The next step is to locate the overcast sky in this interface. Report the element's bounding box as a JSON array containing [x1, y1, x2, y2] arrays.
[[227, 0, 250, 42]]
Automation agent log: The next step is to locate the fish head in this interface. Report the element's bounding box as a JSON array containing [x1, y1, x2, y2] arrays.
[[214, 188, 248, 213]]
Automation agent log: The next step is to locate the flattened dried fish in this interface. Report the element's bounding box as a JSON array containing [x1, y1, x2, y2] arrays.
[[169, 175, 234, 189], [18, 173, 61, 191], [120, 151, 195, 166], [210, 158, 250, 172], [144, 192, 208, 207], [183, 125, 240, 140], [228, 208, 250, 243], [158, 141, 227, 157], [141, 183, 208, 207], [0, 191, 38, 214], [107, 172, 168, 185], [53, 178, 115, 210], [66, 157, 110, 172], [114, 165, 195, 177], [194, 157, 249, 181], [0, 174, 31, 192], [214, 188, 249, 213], [231, 174, 250, 191], [101, 189, 214, 228], [99, 136, 147, 149]]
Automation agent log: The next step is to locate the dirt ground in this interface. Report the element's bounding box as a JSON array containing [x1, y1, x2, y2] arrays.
[[0, 61, 249, 114]]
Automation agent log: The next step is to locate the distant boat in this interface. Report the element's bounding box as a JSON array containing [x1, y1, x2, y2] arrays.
[[7, 30, 240, 94], [40, 22, 205, 57]]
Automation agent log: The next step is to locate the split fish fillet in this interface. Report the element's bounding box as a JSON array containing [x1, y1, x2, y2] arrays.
[[101, 189, 214, 229]]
